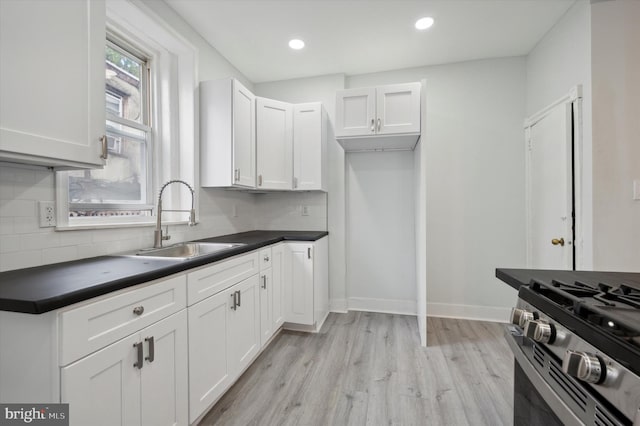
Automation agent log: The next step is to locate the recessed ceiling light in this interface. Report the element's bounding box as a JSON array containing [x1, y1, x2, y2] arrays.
[[289, 39, 305, 50], [415, 17, 434, 30]]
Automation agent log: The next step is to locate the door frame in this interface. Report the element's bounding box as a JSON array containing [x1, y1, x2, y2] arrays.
[[524, 85, 584, 270]]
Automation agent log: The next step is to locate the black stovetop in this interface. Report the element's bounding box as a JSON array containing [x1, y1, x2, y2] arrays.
[[500, 269, 640, 377]]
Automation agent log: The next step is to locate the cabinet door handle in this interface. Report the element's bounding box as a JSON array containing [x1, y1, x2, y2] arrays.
[[234, 169, 239, 182], [261, 275, 267, 289], [144, 337, 154, 363], [258, 175, 263, 186], [377, 118, 381, 132], [307, 247, 311, 259], [133, 342, 143, 369], [100, 135, 108, 160], [370, 118, 375, 133], [230, 293, 237, 310], [293, 177, 298, 189], [264, 255, 270, 262], [236, 290, 241, 307], [133, 306, 144, 316]]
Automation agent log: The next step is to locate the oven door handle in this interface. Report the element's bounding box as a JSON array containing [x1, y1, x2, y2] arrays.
[[505, 327, 583, 426]]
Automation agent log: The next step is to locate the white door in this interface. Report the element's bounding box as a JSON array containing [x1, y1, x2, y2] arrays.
[[140, 311, 188, 426], [0, 0, 105, 169], [228, 274, 260, 375], [527, 103, 573, 269], [187, 290, 233, 423], [335, 87, 376, 137], [293, 103, 322, 190], [61, 334, 141, 426], [232, 80, 256, 187], [256, 97, 293, 190], [376, 83, 421, 135], [259, 268, 273, 347], [284, 244, 314, 325], [271, 245, 285, 329]]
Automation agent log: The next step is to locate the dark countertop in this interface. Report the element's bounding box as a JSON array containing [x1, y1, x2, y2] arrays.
[[496, 268, 640, 291], [0, 230, 328, 314]]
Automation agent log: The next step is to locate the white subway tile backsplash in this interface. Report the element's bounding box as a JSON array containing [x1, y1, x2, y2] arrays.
[[0, 217, 13, 235], [13, 217, 41, 234], [0, 234, 23, 253], [42, 245, 79, 265], [21, 232, 61, 250], [0, 250, 43, 270], [0, 199, 36, 217], [0, 163, 328, 272]]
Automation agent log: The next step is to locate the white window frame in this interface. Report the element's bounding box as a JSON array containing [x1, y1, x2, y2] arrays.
[[56, 0, 197, 230]]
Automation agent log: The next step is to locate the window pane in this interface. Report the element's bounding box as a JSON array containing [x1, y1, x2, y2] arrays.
[[105, 45, 144, 123], [68, 123, 147, 206]]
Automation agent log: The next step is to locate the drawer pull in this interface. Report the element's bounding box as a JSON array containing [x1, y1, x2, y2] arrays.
[[133, 306, 144, 316], [230, 293, 237, 310], [145, 337, 155, 363], [133, 342, 143, 369], [264, 255, 270, 262]]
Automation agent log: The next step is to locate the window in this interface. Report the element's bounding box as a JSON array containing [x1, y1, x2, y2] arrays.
[[66, 40, 153, 219]]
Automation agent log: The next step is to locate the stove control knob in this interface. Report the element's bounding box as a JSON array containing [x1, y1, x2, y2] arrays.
[[562, 351, 606, 384], [524, 320, 556, 344], [510, 308, 537, 328]]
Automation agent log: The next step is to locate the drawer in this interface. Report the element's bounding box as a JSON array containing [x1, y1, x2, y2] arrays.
[[259, 247, 272, 270], [187, 251, 259, 305], [59, 274, 187, 366]]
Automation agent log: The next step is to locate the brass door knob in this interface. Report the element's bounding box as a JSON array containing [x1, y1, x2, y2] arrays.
[[551, 238, 565, 246]]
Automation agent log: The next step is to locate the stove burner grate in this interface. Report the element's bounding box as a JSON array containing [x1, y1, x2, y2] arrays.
[[529, 279, 640, 347]]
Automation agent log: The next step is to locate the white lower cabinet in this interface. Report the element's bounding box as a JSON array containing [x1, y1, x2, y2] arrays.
[[259, 267, 274, 347], [0, 239, 328, 426], [259, 244, 285, 347], [283, 237, 329, 330], [188, 274, 260, 423], [61, 310, 188, 426]]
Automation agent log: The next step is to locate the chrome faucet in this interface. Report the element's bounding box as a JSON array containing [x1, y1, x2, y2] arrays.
[[154, 179, 197, 248]]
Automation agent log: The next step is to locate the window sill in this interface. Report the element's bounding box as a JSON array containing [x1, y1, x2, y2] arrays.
[[55, 220, 196, 232]]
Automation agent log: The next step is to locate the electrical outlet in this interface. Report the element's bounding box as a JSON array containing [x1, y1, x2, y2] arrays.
[[301, 205, 309, 216], [39, 201, 56, 227]]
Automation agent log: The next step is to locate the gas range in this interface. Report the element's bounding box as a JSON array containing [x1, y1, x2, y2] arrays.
[[503, 271, 640, 426]]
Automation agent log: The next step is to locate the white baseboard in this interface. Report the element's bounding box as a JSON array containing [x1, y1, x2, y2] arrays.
[[427, 302, 510, 323], [329, 298, 348, 313], [348, 297, 417, 316]]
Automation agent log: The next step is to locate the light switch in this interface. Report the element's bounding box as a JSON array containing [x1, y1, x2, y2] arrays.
[[634, 180, 640, 201]]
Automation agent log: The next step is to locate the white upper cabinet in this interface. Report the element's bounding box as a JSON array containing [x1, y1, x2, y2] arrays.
[[200, 78, 256, 188], [335, 82, 422, 152], [335, 88, 376, 137], [256, 97, 293, 190], [376, 83, 421, 135], [0, 0, 106, 169], [293, 103, 328, 192]]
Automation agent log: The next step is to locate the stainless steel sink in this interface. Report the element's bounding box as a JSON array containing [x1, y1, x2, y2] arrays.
[[126, 242, 245, 260]]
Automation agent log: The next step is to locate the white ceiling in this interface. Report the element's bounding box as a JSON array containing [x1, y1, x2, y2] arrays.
[[166, 0, 576, 83]]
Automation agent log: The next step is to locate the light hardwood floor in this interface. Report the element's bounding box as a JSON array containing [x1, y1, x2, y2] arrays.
[[199, 312, 514, 426]]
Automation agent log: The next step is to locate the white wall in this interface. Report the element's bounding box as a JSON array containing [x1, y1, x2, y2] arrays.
[[348, 57, 526, 322], [254, 74, 347, 311], [591, 0, 640, 272], [0, 0, 256, 272], [526, 0, 593, 269], [346, 151, 417, 314]]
